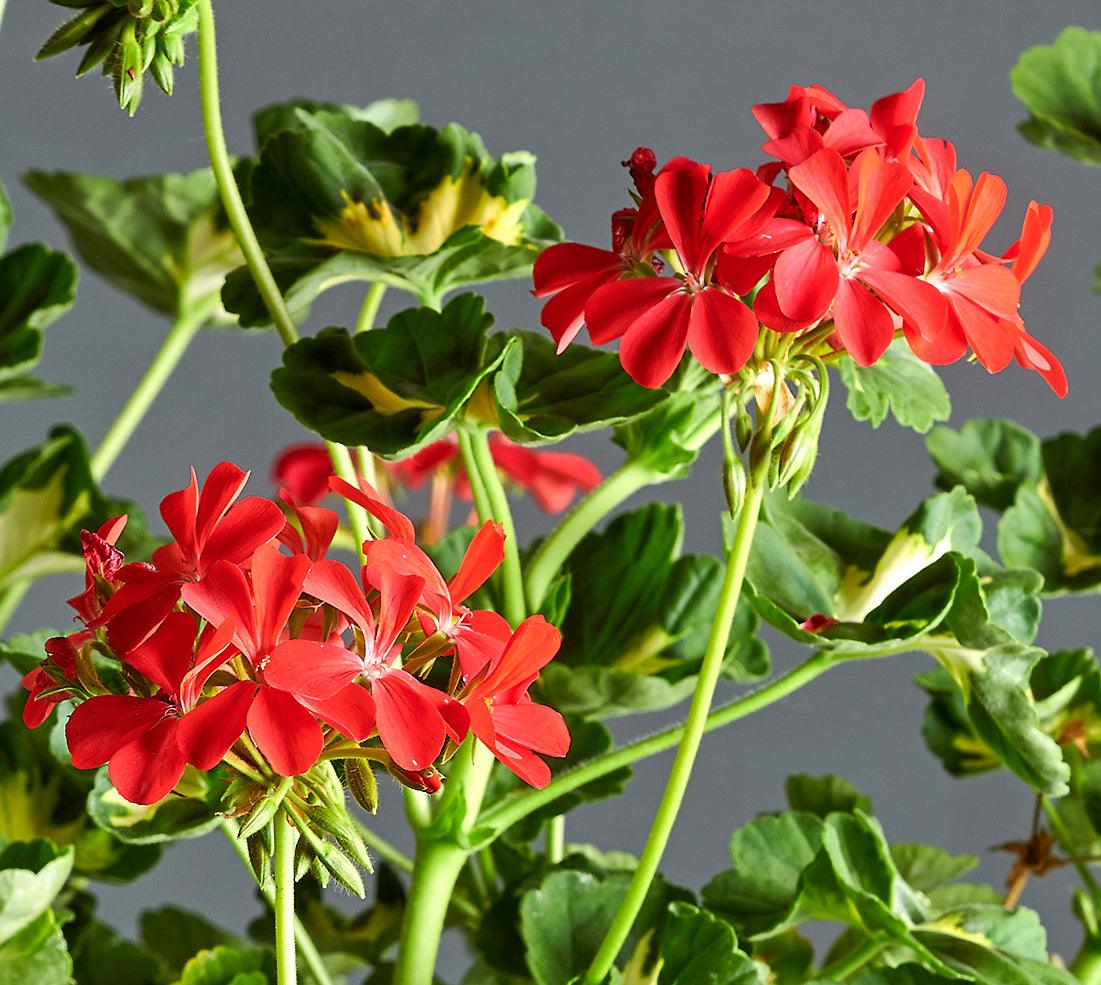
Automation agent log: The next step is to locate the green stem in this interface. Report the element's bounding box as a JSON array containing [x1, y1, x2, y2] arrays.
[[581, 447, 767, 982], [546, 815, 565, 863], [1043, 796, 1101, 902], [196, 0, 298, 348], [273, 812, 298, 985], [326, 441, 370, 559], [0, 581, 29, 637], [90, 301, 213, 482], [818, 936, 885, 980], [525, 406, 722, 610], [222, 822, 335, 985], [394, 742, 495, 985], [355, 282, 386, 333], [464, 427, 525, 625]]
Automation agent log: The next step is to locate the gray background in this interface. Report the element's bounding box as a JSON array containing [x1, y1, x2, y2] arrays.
[[2, 0, 1100, 972]]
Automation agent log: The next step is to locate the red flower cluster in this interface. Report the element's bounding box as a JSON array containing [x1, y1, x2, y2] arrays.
[[25, 463, 569, 804], [274, 437, 601, 541], [533, 80, 1065, 396]]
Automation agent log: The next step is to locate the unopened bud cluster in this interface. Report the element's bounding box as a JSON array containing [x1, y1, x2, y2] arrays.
[[37, 0, 199, 115]]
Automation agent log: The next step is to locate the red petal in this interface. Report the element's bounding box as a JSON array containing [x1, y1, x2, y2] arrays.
[[949, 264, 1020, 319], [857, 268, 947, 342], [108, 718, 188, 805], [533, 242, 621, 296], [850, 149, 912, 249], [279, 492, 339, 561], [832, 278, 895, 366], [1015, 333, 1067, 397], [303, 559, 375, 635], [181, 561, 257, 657], [250, 544, 311, 654], [248, 686, 323, 776], [686, 289, 758, 376], [870, 79, 925, 158], [492, 701, 571, 757], [176, 680, 256, 770], [159, 470, 199, 559], [448, 521, 506, 605], [584, 277, 674, 346], [298, 684, 376, 741], [902, 310, 968, 365], [476, 616, 562, 699], [201, 497, 285, 570], [272, 444, 332, 505], [371, 670, 447, 771], [328, 476, 417, 542], [1009, 201, 1053, 284], [772, 238, 839, 323], [822, 108, 884, 158], [66, 695, 167, 769], [539, 273, 609, 351], [948, 295, 1016, 373], [124, 610, 195, 697], [789, 148, 851, 236], [697, 168, 772, 262], [455, 609, 511, 681], [753, 278, 814, 333], [654, 159, 711, 271], [264, 638, 362, 699], [194, 462, 250, 546], [953, 172, 1007, 261], [618, 292, 692, 389]]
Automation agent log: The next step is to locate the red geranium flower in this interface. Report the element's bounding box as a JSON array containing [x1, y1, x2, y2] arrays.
[[752, 147, 947, 366], [95, 463, 285, 651], [581, 157, 778, 388], [272, 443, 333, 505], [66, 515, 128, 624], [532, 148, 664, 352], [182, 544, 376, 776], [264, 551, 469, 772], [64, 615, 248, 804], [461, 615, 570, 788]]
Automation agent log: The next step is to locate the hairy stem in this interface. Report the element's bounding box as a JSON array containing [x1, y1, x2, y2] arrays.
[[196, 0, 298, 348], [355, 282, 386, 333], [581, 449, 768, 985], [326, 440, 370, 559], [273, 812, 298, 985], [221, 822, 335, 985], [90, 301, 214, 482], [546, 815, 565, 863]]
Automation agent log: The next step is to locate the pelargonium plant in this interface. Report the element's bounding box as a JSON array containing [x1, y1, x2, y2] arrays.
[[5, 5, 1101, 984]]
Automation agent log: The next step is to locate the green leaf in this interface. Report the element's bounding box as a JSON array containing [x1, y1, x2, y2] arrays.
[[491, 331, 664, 443], [87, 766, 223, 844], [1012, 27, 1101, 164], [701, 811, 823, 937], [270, 293, 509, 455], [889, 844, 978, 894], [0, 235, 78, 401], [171, 945, 274, 985], [0, 909, 71, 985], [837, 341, 951, 434], [0, 839, 73, 944], [0, 705, 162, 884], [228, 104, 560, 318], [252, 96, 420, 146], [0, 426, 125, 590], [25, 167, 242, 320], [926, 420, 1042, 511], [745, 489, 981, 659], [612, 388, 720, 479], [918, 642, 1071, 796], [784, 774, 873, 818], [65, 892, 163, 985], [0, 629, 62, 675], [538, 504, 767, 719], [520, 868, 687, 985], [655, 903, 759, 985]]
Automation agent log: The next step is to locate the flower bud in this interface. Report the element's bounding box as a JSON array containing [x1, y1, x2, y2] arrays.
[[345, 759, 379, 815], [724, 455, 746, 517]]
